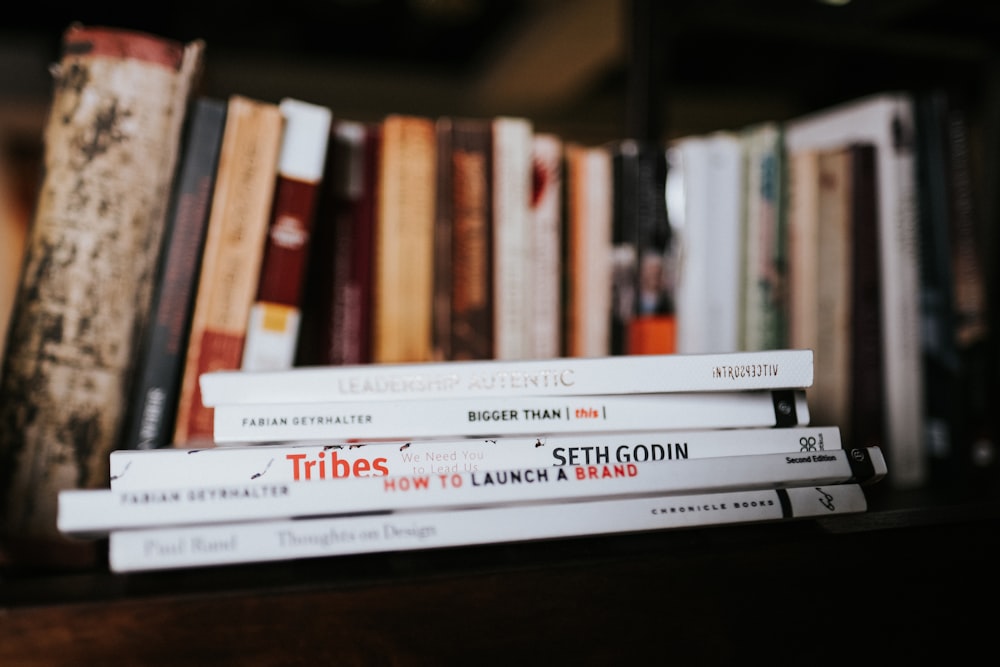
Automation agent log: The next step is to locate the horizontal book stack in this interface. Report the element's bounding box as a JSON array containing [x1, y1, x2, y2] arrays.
[[57, 348, 888, 572]]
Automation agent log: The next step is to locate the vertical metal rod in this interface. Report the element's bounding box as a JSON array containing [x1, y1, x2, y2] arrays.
[[624, 0, 666, 142]]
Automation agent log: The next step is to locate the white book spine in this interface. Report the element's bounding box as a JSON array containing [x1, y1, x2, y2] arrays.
[[529, 133, 563, 359], [58, 446, 886, 536], [199, 348, 814, 406], [107, 483, 870, 572], [492, 116, 535, 360], [670, 132, 744, 354], [109, 425, 844, 490], [211, 390, 811, 443]]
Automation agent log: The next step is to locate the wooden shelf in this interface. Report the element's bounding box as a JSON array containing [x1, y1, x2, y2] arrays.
[[3, 492, 999, 665]]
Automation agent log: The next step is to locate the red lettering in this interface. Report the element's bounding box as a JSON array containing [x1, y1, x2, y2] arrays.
[[286, 453, 307, 480]]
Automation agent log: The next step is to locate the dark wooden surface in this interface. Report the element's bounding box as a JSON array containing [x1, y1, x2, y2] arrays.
[[2, 495, 999, 666]]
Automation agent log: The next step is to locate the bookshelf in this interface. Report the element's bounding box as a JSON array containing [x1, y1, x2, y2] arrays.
[[2, 1, 1000, 663]]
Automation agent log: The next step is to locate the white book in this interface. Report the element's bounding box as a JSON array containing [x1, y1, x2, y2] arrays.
[[668, 132, 743, 354], [529, 132, 563, 359], [783, 92, 924, 488], [492, 116, 535, 360], [109, 425, 844, 489], [564, 143, 613, 358], [106, 483, 870, 573], [58, 446, 886, 537], [199, 348, 814, 406], [211, 389, 811, 444]]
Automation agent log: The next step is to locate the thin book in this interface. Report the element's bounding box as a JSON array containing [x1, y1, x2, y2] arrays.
[[57, 445, 886, 537], [199, 348, 814, 407], [108, 425, 844, 489], [212, 389, 810, 444], [106, 483, 870, 573]]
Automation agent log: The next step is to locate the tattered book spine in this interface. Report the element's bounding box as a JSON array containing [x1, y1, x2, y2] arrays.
[[0, 25, 203, 564]]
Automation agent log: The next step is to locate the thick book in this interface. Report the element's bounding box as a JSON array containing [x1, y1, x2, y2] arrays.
[[120, 96, 228, 450], [529, 132, 563, 358], [431, 116, 454, 362], [0, 25, 204, 562], [564, 143, 613, 357], [211, 390, 810, 444], [809, 145, 854, 439], [109, 425, 843, 489], [668, 131, 743, 354], [492, 116, 535, 360], [105, 483, 870, 572], [241, 98, 333, 371], [738, 122, 787, 351], [295, 120, 380, 367], [199, 348, 813, 406], [783, 92, 925, 488], [373, 114, 438, 363], [449, 117, 495, 360], [171, 95, 285, 446], [58, 445, 886, 537]]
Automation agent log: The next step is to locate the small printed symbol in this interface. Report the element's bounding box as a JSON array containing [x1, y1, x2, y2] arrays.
[[535, 438, 546, 448], [815, 487, 836, 511], [850, 448, 866, 463], [251, 458, 274, 480], [777, 400, 793, 416], [109, 462, 131, 481]]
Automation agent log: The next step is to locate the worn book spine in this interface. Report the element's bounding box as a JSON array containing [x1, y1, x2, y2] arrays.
[[120, 97, 227, 451], [786, 148, 821, 354], [106, 483, 869, 573], [199, 348, 814, 406], [211, 389, 810, 444], [431, 116, 454, 361], [811, 146, 853, 438], [241, 98, 333, 371], [172, 95, 284, 446], [109, 425, 843, 489], [373, 114, 437, 363], [58, 445, 886, 536], [0, 25, 203, 565], [450, 118, 494, 360]]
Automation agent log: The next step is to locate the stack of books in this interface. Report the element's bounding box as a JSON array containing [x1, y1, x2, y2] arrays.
[[56, 348, 887, 572]]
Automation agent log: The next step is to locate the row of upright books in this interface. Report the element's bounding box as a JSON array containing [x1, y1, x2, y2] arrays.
[[57, 347, 890, 572]]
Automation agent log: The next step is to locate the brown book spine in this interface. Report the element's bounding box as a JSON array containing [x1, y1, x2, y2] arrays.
[[373, 114, 437, 363], [297, 120, 380, 366], [450, 118, 494, 360], [172, 95, 283, 445], [850, 143, 885, 452], [0, 25, 203, 565]]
